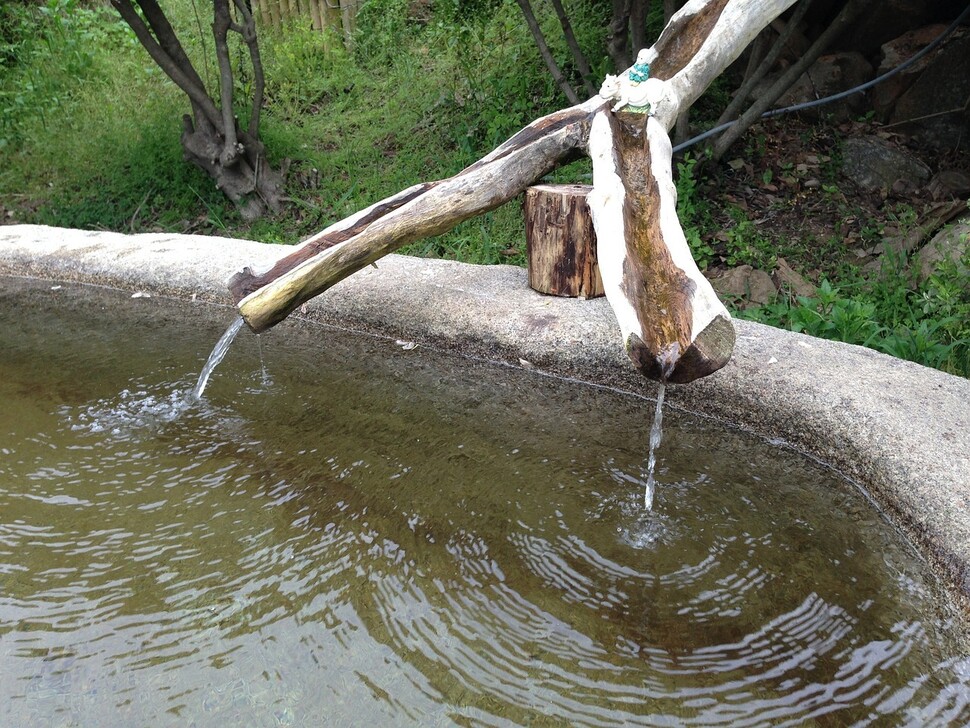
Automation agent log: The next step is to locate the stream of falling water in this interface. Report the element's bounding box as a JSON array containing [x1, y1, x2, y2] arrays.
[[256, 333, 271, 387], [642, 382, 666, 510], [191, 316, 245, 400]]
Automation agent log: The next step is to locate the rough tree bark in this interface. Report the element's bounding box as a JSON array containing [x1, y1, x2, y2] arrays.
[[111, 0, 284, 220], [607, 0, 632, 70], [229, 0, 799, 384], [524, 184, 604, 298]]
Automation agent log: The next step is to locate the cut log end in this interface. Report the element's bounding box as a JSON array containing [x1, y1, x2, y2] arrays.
[[525, 184, 605, 299], [228, 267, 259, 304], [627, 313, 735, 384]]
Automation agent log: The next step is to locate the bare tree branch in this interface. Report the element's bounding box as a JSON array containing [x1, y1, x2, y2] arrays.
[[212, 0, 240, 166], [138, 0, 208, 90], [711, 0, 873, 160], [515, 0, 581, 105], [111, 0, 223, 131], [715, 0, 812, 127], [549, 0, 597, 96], [231, 101, 599, 330], [232, 0, 264, 136]]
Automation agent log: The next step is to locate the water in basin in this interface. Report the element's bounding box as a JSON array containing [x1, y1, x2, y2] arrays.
[[1, 277, 968, 726]]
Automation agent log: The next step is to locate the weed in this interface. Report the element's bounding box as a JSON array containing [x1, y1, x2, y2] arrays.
[[675, 153, 717, 269], [740, 250, 970, 377], [723, 206, 776, 270]]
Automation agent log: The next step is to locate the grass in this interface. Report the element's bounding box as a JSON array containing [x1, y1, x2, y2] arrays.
[[2, 0, 967, 377], [1, 0, 575, 256], [674, 147, 970, 377]]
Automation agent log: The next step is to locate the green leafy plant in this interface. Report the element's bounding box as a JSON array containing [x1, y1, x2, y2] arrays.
[[741, 251, 970, 377], [723, 205, 776, 270], [676, 153, 716, 269]]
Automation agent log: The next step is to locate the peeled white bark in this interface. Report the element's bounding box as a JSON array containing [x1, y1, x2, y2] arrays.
[[230, 0, 799, 383], [586, 0, 798, 381]]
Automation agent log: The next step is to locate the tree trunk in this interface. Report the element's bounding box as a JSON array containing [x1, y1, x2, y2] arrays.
[[524, 184, 604, 298], [607, 0, 633, 70], [230, 0, 800, 383], [180, 116, 284, 221], [113, 0, 285, 220]]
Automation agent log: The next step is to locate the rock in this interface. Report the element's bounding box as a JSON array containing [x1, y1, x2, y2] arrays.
[[872, 24, 951, 119], [927, 170, 970, 201], [841, 135, 930, 192], [888, 30, 970, 150], [772, 258, 816, 299], [916, 218, 970, 282], [712, 265, 777, 308], [755, 52, 874, 121], [780, 52, 874, 120], [831, 0, 965, 57]]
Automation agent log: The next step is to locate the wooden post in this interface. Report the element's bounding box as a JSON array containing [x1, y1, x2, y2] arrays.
[[308, 0, 322, 31], [524, 184, 604, 299], [339, 0, 356, 49]]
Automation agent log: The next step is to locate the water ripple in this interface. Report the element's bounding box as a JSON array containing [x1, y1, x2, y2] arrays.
[[2, 280, 968, 727]]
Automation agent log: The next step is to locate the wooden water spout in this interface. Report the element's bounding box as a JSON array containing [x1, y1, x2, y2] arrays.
[[229, 0, 798, 383]]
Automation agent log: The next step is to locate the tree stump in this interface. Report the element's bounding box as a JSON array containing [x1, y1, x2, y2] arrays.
[[524, 184, 605, 299]]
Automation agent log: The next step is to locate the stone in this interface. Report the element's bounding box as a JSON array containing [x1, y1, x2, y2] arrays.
[[831, 0, 965, 56], [872, 24, 950, 119], [916, 218, 970, 282], [772, 258, 816, 299], [777, 52, 874, 121], [927, 170, 970, 201], [841, 135, 930, 192], [711, 265, 777, 308], [889, 31, 970, 150]]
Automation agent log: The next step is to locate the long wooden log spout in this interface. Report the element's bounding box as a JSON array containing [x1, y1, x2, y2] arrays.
[[587, 111, 733, 383], [229, 100, 600, 332], [229, 0, 798, 383]]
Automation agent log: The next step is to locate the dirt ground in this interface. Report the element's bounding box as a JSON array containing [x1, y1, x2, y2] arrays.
[[693, 115, 970, 283]]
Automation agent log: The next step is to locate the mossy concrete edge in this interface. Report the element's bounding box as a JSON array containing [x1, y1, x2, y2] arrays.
[[2, 224, 968, 605]]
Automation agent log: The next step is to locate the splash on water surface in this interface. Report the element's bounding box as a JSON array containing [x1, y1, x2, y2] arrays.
[[66, 383, 196, 437]]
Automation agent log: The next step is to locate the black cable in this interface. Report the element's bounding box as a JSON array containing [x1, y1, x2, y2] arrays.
[[672, 3, 970, 154]]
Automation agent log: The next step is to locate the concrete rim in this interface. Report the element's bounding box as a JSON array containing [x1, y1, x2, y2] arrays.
[[2, 224, 968, 608]]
